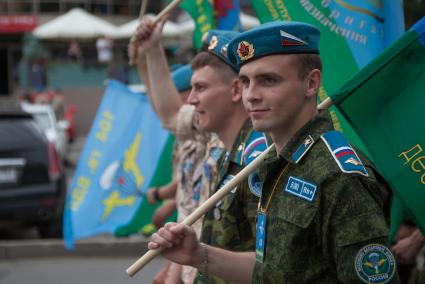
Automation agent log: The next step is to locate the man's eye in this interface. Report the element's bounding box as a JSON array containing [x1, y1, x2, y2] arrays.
[[240, 78, 249, 88], [261, 77, 276, 85]]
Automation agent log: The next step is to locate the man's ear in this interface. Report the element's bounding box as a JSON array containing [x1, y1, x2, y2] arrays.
[[231, 78, 243, 102], [306, 69, 321, 98]]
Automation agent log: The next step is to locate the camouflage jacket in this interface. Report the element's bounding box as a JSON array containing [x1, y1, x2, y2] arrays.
[[253, 111, 400, 284], [196, 119, 268, 284]]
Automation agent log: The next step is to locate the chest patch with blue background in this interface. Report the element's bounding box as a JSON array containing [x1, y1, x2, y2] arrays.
[[285, 176, 317, 202]]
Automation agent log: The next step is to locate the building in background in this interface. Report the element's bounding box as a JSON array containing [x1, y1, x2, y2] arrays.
[[0, 0, 165, 95], [1, 0, 423, 96]]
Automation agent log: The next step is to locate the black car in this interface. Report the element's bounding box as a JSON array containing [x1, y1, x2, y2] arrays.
[[0, 107, 66, 238]]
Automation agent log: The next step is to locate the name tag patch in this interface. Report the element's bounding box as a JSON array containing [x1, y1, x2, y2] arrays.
[[285, 176, 317, 202]]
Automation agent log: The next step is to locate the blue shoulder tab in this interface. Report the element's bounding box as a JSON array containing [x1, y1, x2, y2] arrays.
[[321, 131, 369, 176], [242, 131, 267, 165], [291, 135, 314, 163]]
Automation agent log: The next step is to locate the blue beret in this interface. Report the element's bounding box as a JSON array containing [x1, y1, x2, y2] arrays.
[[202, 30, 240, 71], [227, 21, 320, 68], [201, 30, 239, 50], [171, 64, 192, 92]]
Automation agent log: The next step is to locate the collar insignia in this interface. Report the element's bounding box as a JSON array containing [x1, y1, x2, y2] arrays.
[[304, 137, 313, 146], [237, 41, 255, 61], [291, 135, 314, 164]]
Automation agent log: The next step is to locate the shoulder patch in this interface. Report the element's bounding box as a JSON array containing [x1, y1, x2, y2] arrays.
[[243, 131, 267, 165], [355, 244, 396, 284], [291, 135, 315, 163], [321, 131, 369, 176], [248, 172, 263, 197]]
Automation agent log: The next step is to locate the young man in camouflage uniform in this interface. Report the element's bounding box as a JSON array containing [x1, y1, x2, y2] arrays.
[[148, 21, 401, 283], [133, 19, 267, 283]]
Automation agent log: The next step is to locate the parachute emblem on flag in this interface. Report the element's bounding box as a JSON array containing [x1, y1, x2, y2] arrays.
[[280, 30, 308, 46], [237, 41, 255, 61], [208, 35, 219, 50]]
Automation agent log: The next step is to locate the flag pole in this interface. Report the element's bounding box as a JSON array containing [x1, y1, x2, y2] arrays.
[[139, 0, 149, 17], [128, 0, 149, 65], [317, 97, 333, 110], [126, 144, 275, 277], [128, 0, 184, 65]]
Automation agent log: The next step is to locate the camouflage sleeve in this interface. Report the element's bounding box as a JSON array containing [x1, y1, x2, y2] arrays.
[[327, 175, 400, 283]]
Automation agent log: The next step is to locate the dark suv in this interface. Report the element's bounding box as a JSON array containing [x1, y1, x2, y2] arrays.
[[0, 107, 66, 238]]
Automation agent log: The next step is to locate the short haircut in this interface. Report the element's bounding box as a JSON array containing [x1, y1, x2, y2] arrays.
[[294, 54, 322, 80], [190, 51, 237, 83]]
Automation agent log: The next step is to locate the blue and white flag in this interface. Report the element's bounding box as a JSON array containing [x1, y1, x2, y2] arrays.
[[64, 80, 169, 249]]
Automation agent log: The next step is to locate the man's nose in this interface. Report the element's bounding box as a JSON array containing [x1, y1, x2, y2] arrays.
[[187, 90, 199, 105], [244, 84, 261, 102]]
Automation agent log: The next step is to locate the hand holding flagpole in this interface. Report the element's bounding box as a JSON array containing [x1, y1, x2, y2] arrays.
[[126, 144, 275, 277], [128, 0, 184, 65]]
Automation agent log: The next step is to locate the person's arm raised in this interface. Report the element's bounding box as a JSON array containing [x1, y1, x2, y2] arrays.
[[133, 18, 183, 132]]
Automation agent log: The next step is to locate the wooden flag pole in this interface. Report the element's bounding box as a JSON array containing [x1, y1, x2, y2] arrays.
[[126, 144, 275, 277], [317, 97, 333, 110], [151, 0, 184, 26], [139, 0, 149, 18], [128, 0, 184, 65]]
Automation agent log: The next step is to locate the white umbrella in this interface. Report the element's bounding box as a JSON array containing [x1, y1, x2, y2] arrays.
[[33, 8, 118, 39], [114, 15, 184, 39], [114, 12, 260, 40], [240, 12, 260, 30], [174, 12, 260, 35]]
